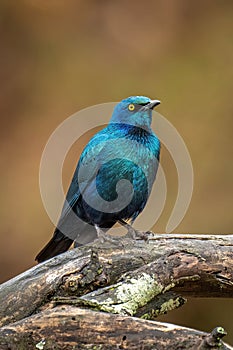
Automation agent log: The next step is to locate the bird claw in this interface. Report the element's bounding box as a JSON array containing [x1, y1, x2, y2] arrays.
[[125, 227, 150, 242], [94, 225, 124, 247], [119, 220, 150, 242]]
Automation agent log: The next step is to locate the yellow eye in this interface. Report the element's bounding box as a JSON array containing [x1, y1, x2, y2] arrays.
[[128, 103, 135, 111]]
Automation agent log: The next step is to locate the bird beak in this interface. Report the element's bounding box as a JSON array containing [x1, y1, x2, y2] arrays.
[[147, 100, 161, 110]]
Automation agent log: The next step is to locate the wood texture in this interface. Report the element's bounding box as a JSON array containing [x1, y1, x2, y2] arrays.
[[0, 306, 232, 350], [0, 233, 232, 349]]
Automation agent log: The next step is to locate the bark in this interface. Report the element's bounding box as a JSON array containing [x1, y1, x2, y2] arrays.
[[0, 233, 232, 349], [0, 306, 231, 350]]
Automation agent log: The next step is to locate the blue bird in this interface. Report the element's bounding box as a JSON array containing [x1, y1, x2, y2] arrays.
[[36, 96, 161, 262]]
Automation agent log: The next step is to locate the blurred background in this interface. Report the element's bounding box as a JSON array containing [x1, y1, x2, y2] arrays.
[[0, 0, 233, 343]]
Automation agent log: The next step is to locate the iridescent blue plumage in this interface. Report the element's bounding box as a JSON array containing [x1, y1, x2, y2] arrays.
[[36, 96, 161, 262]]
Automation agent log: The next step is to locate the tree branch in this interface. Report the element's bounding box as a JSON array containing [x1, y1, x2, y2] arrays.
[[0, 233, 232, 349], [0, 306, 232, 350]]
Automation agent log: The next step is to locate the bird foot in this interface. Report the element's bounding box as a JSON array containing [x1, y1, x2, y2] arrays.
[[126, 227, 150, 242], [119, 220, 150, 242], [94, 225, 124, 247]]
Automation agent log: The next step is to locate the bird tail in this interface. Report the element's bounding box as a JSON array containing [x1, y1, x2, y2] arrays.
[[35, 229, 73, 263]]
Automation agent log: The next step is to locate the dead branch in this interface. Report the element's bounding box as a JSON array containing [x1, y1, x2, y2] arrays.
[[0, 233, 232, 349], [0, 306, 232, 350]]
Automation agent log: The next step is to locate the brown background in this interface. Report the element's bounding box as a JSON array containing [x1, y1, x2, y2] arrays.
[[0, 0, 233, 344]]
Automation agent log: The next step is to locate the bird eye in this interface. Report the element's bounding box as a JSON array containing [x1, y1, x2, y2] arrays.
[[128, 104, 135, 111]]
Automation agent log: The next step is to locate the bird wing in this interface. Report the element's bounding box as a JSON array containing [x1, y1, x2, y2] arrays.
[[57, 126, 112, 226]]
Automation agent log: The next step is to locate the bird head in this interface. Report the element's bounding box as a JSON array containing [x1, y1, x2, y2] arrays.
[[110, 96, 160, 129]]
